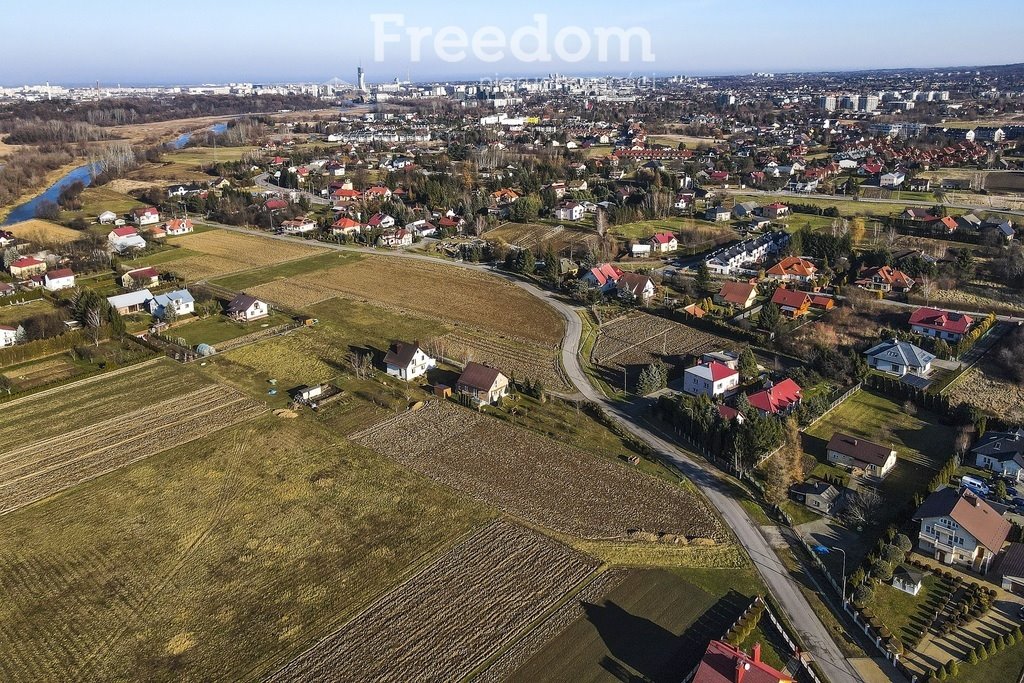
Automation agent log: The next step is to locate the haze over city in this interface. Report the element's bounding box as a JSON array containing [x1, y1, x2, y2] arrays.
[[5, 0, 1024, 85]]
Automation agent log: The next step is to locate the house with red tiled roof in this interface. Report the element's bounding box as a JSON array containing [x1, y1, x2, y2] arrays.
[[716, 281, 758, 309], [581, 263, 624, 292], [692, 640, 791, 683], [856, 265, 915, 293], [330, 217, 363, 236], [648, 232, 678, 253], [683, 361, 740, 398], [747, 379, 802, 416], [363, 185, 393, 200], [761, 202, 789, 220], [909, 307, 974, 342], [9, 257, 47, 279], [770, 287, 811, 318], [765, 256, 816, 283], [915, 487, 1010, 573]]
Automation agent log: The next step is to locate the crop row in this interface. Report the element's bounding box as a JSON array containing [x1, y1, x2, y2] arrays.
[[0, 385, 265, 515], [353, 401, 726, 541], [425, 331, 569, 391], [269, 519, 597, 683]]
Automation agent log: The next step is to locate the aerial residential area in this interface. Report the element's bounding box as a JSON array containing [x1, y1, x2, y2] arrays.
[[3, 2, 1024, 682]]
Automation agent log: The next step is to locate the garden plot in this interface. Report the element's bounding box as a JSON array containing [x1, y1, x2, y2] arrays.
[[0, 384, 265, 514], [425, 328, 569, 391], [268, 519, 597, 683], [351, 400, 726, 541]]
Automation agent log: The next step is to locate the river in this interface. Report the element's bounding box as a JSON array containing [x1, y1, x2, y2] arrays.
[[3, 122, 232, 225]]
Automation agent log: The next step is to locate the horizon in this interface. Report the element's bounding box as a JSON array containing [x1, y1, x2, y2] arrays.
[[5, 0, 1024, 87]]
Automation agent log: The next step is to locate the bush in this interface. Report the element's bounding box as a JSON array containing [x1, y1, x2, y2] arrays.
[[853, 584, 874, 608], [977, 644, 989, 661], [948, 661, 960, 678], [987, 638, 998, 656], [968, 648, 979, 664]]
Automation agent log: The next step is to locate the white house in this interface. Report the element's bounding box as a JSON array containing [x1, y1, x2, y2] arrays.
[[148, 289, 195, 319], [0, 325, 17, 347], [705, 231, 790, 275], [163, 218, 194, 236], [280, 218, 318, 235], [383, 341, 436, 381], [456, 362, 510, 405], [630, 243, 652, 257], [98, 210, 118, 224], [864, 339, 934, 377], [226, 294, 269, 322], [683, 361, 740, 398], [892, 565, 924, 597], [972, 429, 1024, 484], [43, 268, 75, 292], [880, 171, 906, 188], [108, 227, 147, 252], [616, 273, 655, 303], [915, 487, 1010, 573], [555, 202, 584, 221], [648, 232, 678, 253], [131, 207, 160, 226]]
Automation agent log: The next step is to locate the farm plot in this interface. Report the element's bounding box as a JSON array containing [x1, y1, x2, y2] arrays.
[[4, 218, 82, 245], [269, 519, 597, 683], [425, 328, 569, 391], [250, 255, 565, 345], [352, 401, 725, 541], [0, 360, 207, 445], [2, 358, 80, 391], [593, 311, 731, 389], [485, 222, 597, 253], [164, 229, 327, 281], [0, 383, 265, 515]]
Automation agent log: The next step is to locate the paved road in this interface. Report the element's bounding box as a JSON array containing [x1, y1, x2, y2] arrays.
[[211, 223, 866, 683]]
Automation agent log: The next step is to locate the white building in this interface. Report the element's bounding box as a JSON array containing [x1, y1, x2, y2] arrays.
[[43, 268, 75, 292], [915, 487, 1010, 573], [683, 361, 740, 398], [226, 294, 269, 321], [383, 342, 436, 381], [0, 325, 18, 347], [148, 289, 195, 319]]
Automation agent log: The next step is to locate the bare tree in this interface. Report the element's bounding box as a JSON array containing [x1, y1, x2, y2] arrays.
[[843, 488, 883, 527], [85, 306, 103, 347]]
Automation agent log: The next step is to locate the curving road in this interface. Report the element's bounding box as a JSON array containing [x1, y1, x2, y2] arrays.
[[209, 223, 866, 683]]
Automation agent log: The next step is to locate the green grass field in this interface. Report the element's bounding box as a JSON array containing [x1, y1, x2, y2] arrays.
[[954, 642, 1024, 683], [506, 567, 762, 683], [211, 251, 361, 291], [0, 298, 57, 326], [58, 186, 144, 224], [171, 311, 293, 348]]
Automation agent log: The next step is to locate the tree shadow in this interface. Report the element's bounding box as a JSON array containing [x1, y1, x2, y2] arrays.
[[583, 591, 750, 683]]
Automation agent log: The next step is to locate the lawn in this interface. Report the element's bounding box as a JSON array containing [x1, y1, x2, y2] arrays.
[[211, 251, 361, 291], [0, 414, 490, 682], [505, 567, 762, 683], [123, 246, 197, 267], [0, 297, 57, 326], [57, 186, 143, 224], [954, 643, 1024, 683], [867, 574, 942, 648], [171, 311, 293, 348], [781, 500, 822, 526]]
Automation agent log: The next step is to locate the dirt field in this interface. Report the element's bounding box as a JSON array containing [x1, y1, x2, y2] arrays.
[[1, 357, 80, 391], [269, 519, 597, 683], [5, 218, 83, 244], [593, 311, 732, 388], [248, 255, 565, 346], [946, 360, 1024, 423], [162, 229, 328, 280], [485, 221, 598, 253], [352, 401, 726, 541], [425, 328, 569, 391], [0, 411, 486, 682], [0, 361, 203, 443], [0, 383, 265, 515]]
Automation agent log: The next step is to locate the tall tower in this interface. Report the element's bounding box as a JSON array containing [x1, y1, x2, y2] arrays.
[[357, 64, 366, 92]]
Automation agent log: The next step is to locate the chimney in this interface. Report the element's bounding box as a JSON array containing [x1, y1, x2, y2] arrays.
[[753, 643, 761, 663], [735, 660, 750, 683]]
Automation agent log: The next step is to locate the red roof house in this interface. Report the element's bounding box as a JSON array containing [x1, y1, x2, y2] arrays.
[[909, 307, 974, 341], [692, 640, 792, 683], [748, 379, 802, 416], [770, 287, 811, 318]]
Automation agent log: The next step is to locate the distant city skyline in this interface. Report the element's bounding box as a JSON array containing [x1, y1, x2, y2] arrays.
[[5, 0, 1024, 86]]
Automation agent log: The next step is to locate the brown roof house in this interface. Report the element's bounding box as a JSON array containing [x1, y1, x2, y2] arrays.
[[915, 487, 1011, 573], [225, 294, 269, 322], [456, 362, 509, 406], [715, 281, 758, 309], [826, 433, 897, 479], [383, 342, 435, 382]]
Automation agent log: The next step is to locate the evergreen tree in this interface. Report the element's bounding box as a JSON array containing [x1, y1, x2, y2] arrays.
[[695, 260, 712, 293], [757, 303, 781, 331], [738, 347, 758, 382]]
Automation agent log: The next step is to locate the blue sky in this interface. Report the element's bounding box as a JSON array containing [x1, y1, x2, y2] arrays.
[[4, 0, 1023, 86]]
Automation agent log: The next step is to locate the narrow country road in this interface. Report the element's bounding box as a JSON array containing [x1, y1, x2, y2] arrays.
[[209, 223, 866, 683]]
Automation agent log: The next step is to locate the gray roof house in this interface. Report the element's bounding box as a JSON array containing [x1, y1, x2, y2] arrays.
[[973, 428, 1024, 484], [790, 479, 839, 515], [864, 339, 935, 377]]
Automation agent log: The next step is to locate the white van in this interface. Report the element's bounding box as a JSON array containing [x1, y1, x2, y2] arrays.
[[960, 475, 990, 495]]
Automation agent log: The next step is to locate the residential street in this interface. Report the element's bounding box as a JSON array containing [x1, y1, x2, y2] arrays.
[[210, 223, 867, 682]]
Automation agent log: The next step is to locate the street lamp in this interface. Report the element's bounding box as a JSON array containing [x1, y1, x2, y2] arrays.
[[813, 545, 848, 604]]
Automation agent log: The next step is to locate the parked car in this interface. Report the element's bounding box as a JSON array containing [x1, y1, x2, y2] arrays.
[[961, 475, 990, 496]]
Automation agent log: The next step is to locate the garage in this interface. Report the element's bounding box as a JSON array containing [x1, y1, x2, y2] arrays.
[[997, 543, 1024, 596]]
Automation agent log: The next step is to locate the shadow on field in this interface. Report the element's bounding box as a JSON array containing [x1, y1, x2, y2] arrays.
[[585, 590, 750, 683]]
